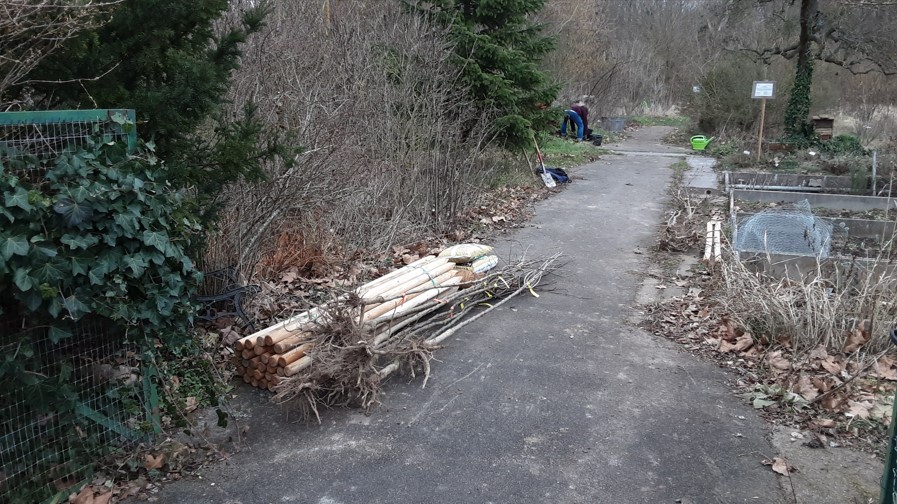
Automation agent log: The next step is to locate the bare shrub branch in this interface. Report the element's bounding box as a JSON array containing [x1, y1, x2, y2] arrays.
[[0, 0, 120, 107], [204, 1, 500, 277]]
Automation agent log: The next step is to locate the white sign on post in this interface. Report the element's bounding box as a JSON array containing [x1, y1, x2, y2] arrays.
[[752, 80, 775, 161], [752, 81, 776, 99]]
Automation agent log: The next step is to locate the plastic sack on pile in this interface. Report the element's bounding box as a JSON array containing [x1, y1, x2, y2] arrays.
[[438, 243, 494, 263]]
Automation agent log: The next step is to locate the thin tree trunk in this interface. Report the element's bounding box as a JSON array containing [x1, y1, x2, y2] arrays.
[[785, 0, 819, 140]]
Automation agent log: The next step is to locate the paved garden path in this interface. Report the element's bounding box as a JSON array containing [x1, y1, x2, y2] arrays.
[[156, 127, 784, 504]]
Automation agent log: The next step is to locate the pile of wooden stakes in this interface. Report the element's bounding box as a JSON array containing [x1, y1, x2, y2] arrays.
[[233, 255, 465, 390]]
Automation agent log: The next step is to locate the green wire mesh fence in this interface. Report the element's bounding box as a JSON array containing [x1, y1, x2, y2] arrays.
[[0, 109, 160, 504]]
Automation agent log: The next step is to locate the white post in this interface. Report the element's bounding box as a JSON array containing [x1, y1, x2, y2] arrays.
[[872, 150, 878, 196]]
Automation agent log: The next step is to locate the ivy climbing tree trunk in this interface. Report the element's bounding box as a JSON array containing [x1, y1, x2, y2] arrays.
[[783, 0, 819, 142]]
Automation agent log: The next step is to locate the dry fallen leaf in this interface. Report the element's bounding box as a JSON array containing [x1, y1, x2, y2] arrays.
[[874, 356, 897, 381], [719, 318, 740, 342], [766, 351, 792, 373], [71, 487, 94, 504], [184, 396, 198, 413], [93, 492, 112, 504], [843, 322, 870, 353], [846, 400, 873, 419], [719, 334, 753, 354], [144, 452, 165, 470], [733, 334, 754, 352], [811, 376, 832, 393], [740, 346, 759, 359], [810, 418, 836, 429], [718, 339, 738, 353], [808, 345, 828, 361], [820, 356, 842, 376], [821, 392, 848, 412], [796, 374, 819, 401], [762, 457, 795, 476]]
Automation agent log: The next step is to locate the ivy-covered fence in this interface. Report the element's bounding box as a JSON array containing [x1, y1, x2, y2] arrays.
[[0, 110, 200, 503]]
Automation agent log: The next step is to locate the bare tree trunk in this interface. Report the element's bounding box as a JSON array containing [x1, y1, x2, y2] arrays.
[[797, 0, 819, 72]]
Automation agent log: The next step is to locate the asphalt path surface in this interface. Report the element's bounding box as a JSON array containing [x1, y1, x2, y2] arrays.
[[153, 127, 784, 504]]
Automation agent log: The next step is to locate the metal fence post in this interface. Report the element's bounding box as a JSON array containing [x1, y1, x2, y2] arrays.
[[881, 329, 897, 504]]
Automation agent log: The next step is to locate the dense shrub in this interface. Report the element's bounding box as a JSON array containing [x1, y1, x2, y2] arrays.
[[821, 134, 867, 155]]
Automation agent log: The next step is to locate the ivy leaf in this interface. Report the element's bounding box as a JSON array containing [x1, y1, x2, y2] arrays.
[[61, 234, 99, 250], [143, 230, 170, 252], [88, 255, 118, 285], [70, 255, 91, 276], [114, 213, 139, 235], [88, 268, 106, 286], [0, 206, 14, 223], [34, 246, 58, 258], [13, 268, 33, 291], [123, 254, 148, 277], [53, 196, 93, 226], [4, 186, 33, 211], [61, 295, 89, 320], [48, 297, 63, 318], [48, 326, 73, 343], [33, 260, 65, 283], [21, 290, 42, 311], [0, 234, 29, 260], [69, 185, 91, 203]]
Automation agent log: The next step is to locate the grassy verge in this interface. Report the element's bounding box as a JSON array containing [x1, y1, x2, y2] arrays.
[[539, 135, 610, 168]]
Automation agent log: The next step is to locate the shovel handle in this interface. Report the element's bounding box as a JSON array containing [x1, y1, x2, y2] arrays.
[[532, 134, 546, 171]]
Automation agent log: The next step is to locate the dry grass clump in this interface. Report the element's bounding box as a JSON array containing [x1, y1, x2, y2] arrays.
[[718, 244, 897, 359]]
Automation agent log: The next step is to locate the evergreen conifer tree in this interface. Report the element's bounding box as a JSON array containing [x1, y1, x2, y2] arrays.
[[18, 0, 290, 213], [406, 0, 559, 148]]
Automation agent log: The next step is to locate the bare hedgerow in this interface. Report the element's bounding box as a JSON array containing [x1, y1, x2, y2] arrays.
[[0, 1, 120, 108], [203, 1, 499, 278]]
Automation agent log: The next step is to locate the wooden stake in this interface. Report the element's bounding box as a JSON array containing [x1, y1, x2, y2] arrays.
[[361, 261, 455, 306], [278, 343, 313, 367], [370, 276, 459, 325], [704, 221, 713, 262], [713, 220, 722, 262], [355, 256, 437, 295], [756, 98, 767, 161], [263, 326, 313, 346], [273, 334, 311, 354], [283, 356, 313, 377], [360, 258, 450, 300]]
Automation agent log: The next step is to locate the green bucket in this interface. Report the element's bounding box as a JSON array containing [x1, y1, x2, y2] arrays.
[[690, 135, 714, 151]]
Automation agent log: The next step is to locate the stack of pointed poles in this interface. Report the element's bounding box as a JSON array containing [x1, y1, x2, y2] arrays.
[[232, 255, 463, 390]]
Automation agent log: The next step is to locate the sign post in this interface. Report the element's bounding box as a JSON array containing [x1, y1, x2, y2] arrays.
[[752, 81, 776, 161]]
